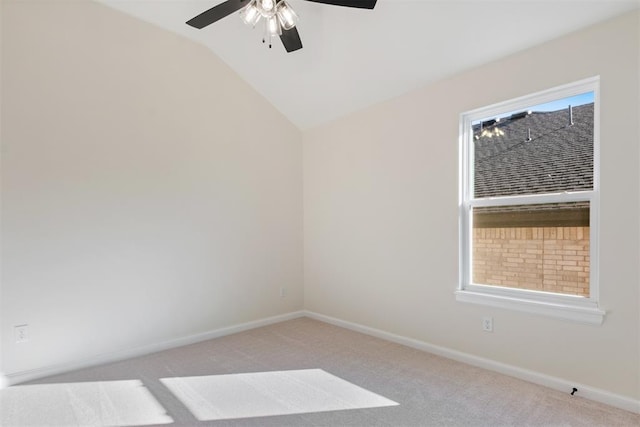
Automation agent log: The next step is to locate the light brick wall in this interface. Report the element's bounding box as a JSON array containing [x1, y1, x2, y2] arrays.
[[472, 226, 590, 296]]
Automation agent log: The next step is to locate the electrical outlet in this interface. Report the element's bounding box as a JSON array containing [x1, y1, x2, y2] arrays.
[[15, 324, 29, 343], [482, 317, 493, 332], [279, 287, 286, 298]]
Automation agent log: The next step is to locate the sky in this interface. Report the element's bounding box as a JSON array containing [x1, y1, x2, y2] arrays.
[[475, 91, 594, 124]]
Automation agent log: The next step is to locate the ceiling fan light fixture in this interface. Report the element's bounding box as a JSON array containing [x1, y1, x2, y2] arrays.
[[258, 0, 276, 13], [240, 0, 261, 26], [266, 15, 282, 36], [277, 1, 298, 30]]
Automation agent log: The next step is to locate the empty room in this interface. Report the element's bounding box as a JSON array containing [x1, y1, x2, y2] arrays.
[[1, 0, 639, 425]]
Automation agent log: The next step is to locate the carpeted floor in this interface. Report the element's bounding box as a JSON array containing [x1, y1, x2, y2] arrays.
[[2, 317, 639, 426]]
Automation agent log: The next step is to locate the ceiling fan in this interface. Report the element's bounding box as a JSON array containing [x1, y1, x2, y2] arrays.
[[186, 0, 377, 53]]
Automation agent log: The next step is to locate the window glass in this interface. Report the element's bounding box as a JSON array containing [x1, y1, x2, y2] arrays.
[[472, 202, 590, 297], [473, 92, 594, 198]]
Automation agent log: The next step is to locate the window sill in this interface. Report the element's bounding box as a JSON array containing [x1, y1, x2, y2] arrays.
[[455, 290, 605, 325]]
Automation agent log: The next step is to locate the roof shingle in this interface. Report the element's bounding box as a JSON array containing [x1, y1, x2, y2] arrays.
[[473, 103, 594, 199]]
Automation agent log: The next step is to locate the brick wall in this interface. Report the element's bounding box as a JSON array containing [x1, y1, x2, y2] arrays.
[[472, 226, 590, 296]]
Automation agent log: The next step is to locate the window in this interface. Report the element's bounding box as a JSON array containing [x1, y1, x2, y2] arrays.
[[457, 77, 604, 324]]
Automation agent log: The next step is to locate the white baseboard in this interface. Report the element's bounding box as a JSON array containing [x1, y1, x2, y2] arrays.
[[303, 310, 640, 415], [0, 373, 8, 389], [4, 311, 305, 387], [5, 309, 639, 415]]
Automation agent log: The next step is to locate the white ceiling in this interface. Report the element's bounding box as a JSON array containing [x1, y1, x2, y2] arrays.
[[98, 0, 639, 129]]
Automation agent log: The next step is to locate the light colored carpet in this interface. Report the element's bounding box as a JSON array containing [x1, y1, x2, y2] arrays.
[[2, 317, 639, 426]]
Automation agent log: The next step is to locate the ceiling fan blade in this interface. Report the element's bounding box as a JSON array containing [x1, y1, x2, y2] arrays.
[[304, 0, 377, 9], [186, 0, 249, 29], [280, 27, 303, 53]]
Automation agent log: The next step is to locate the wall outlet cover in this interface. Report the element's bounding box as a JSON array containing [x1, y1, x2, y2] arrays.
[[482, 317, 493, 332], [15, 324, 29, 343]]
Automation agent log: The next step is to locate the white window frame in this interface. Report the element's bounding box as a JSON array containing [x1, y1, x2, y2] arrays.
[[456, 77, 604, 325]]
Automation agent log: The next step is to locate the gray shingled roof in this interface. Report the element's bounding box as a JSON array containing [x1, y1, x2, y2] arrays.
[[473, 103, 594, 199]]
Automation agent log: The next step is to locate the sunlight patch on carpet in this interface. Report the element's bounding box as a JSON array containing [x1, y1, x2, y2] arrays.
[[161, 368, 399, 421], [0, 379, 173, 426]]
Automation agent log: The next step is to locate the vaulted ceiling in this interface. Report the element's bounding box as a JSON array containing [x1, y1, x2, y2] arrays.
[[97, 0, 639, 129]]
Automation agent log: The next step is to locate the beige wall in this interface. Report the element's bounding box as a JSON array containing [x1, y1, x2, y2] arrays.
[[0, 0, 5, 386], [1, 0, 303, 375], [304, 11, 640, 400]]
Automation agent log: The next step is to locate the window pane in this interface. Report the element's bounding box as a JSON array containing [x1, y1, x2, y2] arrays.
[[472, 202, 590, 297], [473, 93, 594, 198]]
